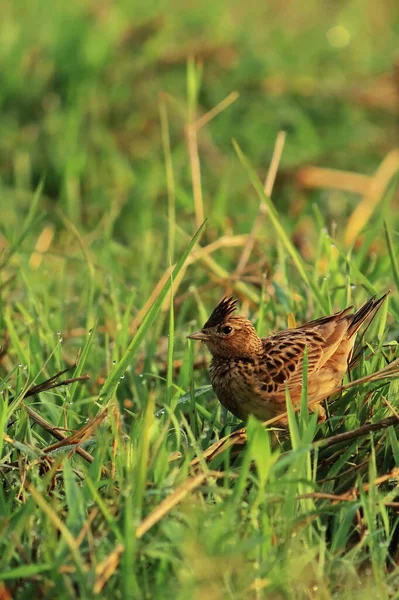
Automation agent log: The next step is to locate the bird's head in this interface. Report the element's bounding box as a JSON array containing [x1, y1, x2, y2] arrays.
[[187, 297, 262, 357]]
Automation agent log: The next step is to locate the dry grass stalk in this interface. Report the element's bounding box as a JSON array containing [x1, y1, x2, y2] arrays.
[[235, 131, 286, 277], [296, 166, 370, 195], [94, 543, 125, 594], [345, 149, 399, 246], [136, 470, 231, 539]]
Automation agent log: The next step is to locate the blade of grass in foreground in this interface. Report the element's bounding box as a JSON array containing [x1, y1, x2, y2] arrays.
[[99, 221, 206, 403], [166, 272, 175, 405], [123, 394, 155, 598], [69, 320, 98, 402], [0, 563, 53, 581]]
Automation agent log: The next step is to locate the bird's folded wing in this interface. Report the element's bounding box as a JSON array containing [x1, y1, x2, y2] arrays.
[[256, 325, 346, 394]]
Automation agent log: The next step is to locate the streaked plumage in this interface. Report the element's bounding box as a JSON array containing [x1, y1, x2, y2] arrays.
[[187, 294, 388, 425]]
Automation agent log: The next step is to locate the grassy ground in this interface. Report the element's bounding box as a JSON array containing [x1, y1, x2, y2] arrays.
[[1, 0, 399, 597]]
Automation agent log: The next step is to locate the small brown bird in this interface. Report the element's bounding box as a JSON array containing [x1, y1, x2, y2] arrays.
[[187, 294, 388, 425]]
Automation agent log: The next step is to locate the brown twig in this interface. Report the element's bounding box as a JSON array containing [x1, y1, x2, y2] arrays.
[[43, 409, 108, 454], [298, 466, 399, 506], [23, 368, 89, 398], [25, 407, 96, 465], [8, 366, 98, 467], [313, 416, 399, 450]]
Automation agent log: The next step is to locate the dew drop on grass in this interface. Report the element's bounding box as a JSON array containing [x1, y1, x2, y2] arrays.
[[113, 360, 116, 365], [120, 375, 125, 379]]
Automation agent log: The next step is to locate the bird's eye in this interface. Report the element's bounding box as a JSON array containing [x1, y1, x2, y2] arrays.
[[221, 325, 233, 335]]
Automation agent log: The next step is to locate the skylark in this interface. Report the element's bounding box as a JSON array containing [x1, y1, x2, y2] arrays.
[[187, 294, 388, 425]]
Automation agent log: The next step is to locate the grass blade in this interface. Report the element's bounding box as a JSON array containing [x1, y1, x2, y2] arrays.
[[100, 222, 206, 402]]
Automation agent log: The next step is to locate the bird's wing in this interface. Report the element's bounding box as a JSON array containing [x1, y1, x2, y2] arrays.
[[256, 319, 349, 394]]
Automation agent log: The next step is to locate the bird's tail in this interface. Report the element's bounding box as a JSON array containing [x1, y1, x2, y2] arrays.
[[347, 292, 389, 337]]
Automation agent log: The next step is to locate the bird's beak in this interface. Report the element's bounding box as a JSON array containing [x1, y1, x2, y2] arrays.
[[186, 330, 209, 341]]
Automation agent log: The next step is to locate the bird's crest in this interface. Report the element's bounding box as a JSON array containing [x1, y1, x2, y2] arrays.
[[203, 297, 238, 329]]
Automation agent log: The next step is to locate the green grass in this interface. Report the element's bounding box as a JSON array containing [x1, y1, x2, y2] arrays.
[[1, 0, 399, 597]]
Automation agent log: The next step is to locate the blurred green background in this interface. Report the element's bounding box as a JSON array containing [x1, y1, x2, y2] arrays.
[[1, 0, 397, 242]]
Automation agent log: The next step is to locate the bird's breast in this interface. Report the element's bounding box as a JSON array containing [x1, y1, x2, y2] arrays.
[[210, 357, 256, 386], [209, 357, 258, 418]]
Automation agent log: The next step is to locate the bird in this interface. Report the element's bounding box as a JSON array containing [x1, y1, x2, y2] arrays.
[[187, 293, 388, 425]]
